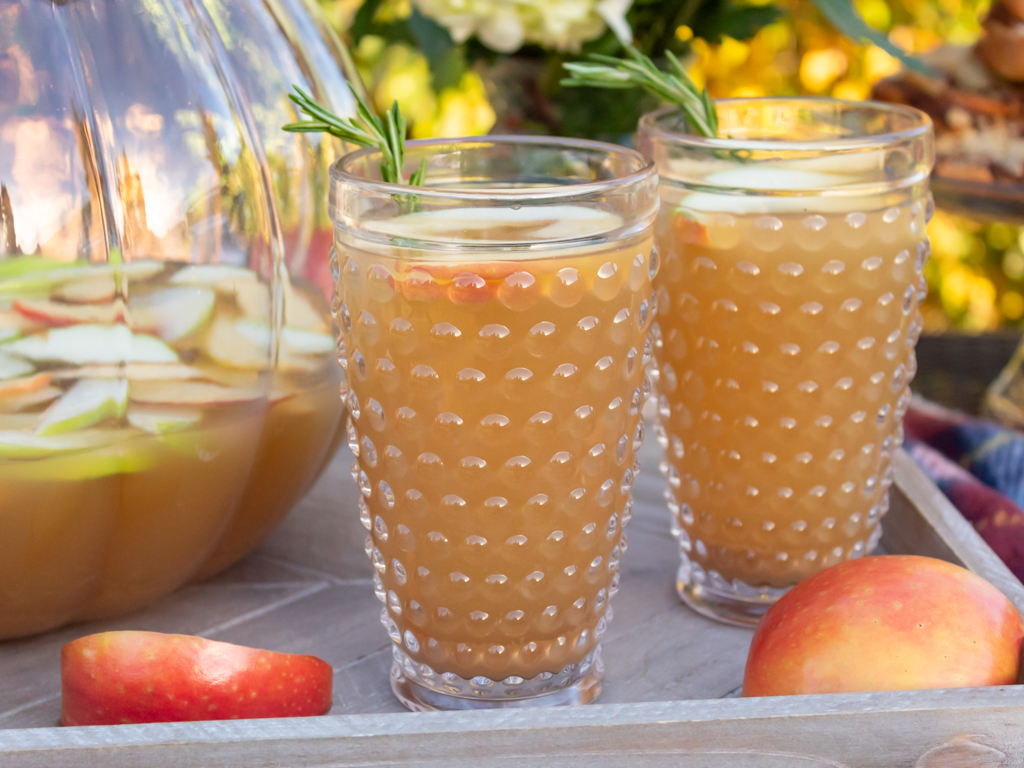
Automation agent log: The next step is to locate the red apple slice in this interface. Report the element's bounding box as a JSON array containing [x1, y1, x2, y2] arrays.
[[0, 428, 122, 459], [36, 378, 128, 436], [130, 287, 215, 342], [0, 308, 42, 336], [0, 385, 62, 413], [130, 380, 262, 405], [13, 298, 123, 327], [127, 406, 203, 434], [0, 372, 52, 398], [5, 325, 179, 365]]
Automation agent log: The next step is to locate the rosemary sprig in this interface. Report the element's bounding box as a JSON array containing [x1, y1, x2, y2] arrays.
[[562, 46, 719, 138], [283, 83, 427, 186]]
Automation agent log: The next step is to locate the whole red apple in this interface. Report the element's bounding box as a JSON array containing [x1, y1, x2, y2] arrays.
[[62, 631, 333, 725], [743, 555, 1024, 697]]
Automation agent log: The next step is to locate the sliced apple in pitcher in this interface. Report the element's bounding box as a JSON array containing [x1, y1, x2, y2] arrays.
[[130, 286, 215, 342], [233, 279, 270, 320], [0, 428, 123, 459], [128, 406, 203, 435], [203, 316, 269, 370], [50, 362, 205, 382], [0, 353, 34, 381], [284, 281, 328, 332], [283, 327, 334, 355], [130, 380, 262, 405], [13, 299, 123, 327], [171, 264, 257, 292], [0, 371, 51, 398], [0, 259, 165, 296], [53, 275, 117, 304], [5, 325, 179, 365], [0, 385, 62, 413], [36, 378, 129, 436]]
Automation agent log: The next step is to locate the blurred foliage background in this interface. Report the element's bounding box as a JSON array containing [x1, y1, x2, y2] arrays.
[[319, 0, 1022, 332]]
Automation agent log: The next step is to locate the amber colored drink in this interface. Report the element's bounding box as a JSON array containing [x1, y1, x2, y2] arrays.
[[0, 261, 343, 638], [639, 98, 935, 625]]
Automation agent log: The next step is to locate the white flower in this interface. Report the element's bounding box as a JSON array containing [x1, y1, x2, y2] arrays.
[[412, 0, 634, 53]]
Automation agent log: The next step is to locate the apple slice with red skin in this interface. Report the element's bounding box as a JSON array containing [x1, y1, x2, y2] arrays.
[[5, 325, 179, 365], [0, 372, 52, 399], [672, 210, 710, 246], [13, 299, 123, 327], [0, 385, 62, 413], [743, 555, 1024, 696], [50, 363, 206, 382], [61, 631, 333, 725]]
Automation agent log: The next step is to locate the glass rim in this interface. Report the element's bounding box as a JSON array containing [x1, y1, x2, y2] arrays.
[[331, 134, 657, 202], [638, 97, 933, 152]]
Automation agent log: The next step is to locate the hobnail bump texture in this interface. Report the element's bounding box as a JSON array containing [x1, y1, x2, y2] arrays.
[[336, 236, 656, 704]]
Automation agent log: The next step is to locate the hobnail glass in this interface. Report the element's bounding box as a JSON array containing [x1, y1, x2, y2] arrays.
[[637, 99, 935, 626], [330, 136, 659, 710]]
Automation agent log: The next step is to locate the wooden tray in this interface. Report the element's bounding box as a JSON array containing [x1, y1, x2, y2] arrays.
[[1, 434, 1023, 767]]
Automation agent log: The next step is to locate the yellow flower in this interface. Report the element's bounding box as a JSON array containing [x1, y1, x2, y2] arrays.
[[412, 71, 497, 138], [410, 0, 634, 53]]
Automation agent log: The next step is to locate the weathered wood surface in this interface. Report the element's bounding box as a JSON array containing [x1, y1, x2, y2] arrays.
[[1, 427, 1022, 766]]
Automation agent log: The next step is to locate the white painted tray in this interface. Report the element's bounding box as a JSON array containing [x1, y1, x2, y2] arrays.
[[1, 438, 1021, 767]]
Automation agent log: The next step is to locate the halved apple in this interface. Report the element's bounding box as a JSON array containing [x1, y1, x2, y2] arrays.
[[130, 380, 262, 406], [130, 287, 215, 342], [0, 428, 122, 459], [0, 353, 34, 381], [128, 406, 203, 434], [14, 299, 123, 327], [36, 378, 129, 436], [5, 325, 179, 365]]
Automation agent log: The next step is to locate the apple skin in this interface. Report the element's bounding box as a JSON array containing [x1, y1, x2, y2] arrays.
[[61, 631, 333, 725], [743, 555, 1024, 697]]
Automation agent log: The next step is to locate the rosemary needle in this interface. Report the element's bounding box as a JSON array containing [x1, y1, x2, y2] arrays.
[[283, 83, 427, 186], [562, 45, 719, 138]]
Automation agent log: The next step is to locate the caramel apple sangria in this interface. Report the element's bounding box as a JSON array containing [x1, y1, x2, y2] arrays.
[[638, 99, 935, 626], [331, 138, 659, 710], [0, 260, 343, 638]]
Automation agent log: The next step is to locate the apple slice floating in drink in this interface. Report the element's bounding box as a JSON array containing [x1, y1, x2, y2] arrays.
[[53, 275, 116, 304], [0, 428, 122, 459], [130, 287, 216, 342], [5, 325, 179, 365], [36, 378, 129, 436], [128, 406, 203, 435], [49, 363, 206, 382], [13, 299, 123, 327], [130, 380, 263, 406], [0, 353, 34, 381]]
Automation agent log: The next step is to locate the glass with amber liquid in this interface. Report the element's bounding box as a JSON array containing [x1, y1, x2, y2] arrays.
[[330, 137, 659, 710], [638, 99, 935, 626]]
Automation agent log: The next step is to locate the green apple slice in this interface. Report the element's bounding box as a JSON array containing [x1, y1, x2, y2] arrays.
[[0, 327, 20, 344], [0, 428, 122, 459], [131, 286, 215, 342], [127, 406, 203, 434], [0, 259, 165, 296], [5, 325, 179, 365], [0, 353, 34, 380], [130, 380, 262, 405], [36, 378, 129, 435], [14, 298, 121, 327]]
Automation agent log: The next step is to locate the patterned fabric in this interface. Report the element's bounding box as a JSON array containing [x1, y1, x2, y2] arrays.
[[904, 398, 1024, 582]]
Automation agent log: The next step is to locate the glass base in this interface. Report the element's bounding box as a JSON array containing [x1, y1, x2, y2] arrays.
[[676, 557, 789, 628], [389, 649, 604, 712]]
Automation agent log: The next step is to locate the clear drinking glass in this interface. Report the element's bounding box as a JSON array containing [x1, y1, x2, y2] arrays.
[[638, 99, 935, 626], [330, 137, 659, 710]]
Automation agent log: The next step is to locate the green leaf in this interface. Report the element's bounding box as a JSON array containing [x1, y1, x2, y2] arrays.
[[695, 2, 786, 43], [408, 9, 466, 90], [351, 0, 384, 42], [808, 0, 934, 75]]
